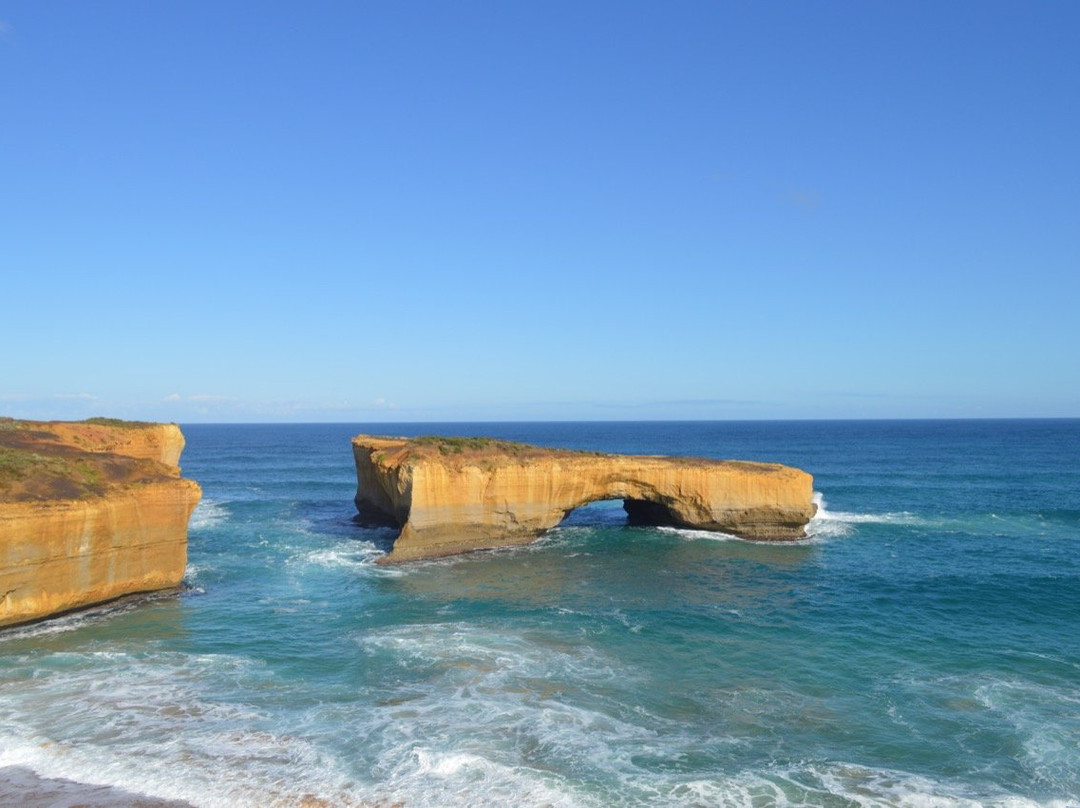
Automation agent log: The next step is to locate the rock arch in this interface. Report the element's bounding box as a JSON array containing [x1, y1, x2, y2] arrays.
[[353, 435, 817, 563]]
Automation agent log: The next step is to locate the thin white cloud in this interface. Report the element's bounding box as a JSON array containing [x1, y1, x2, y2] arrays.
[[187, 394, 236, 403], [51, 393, 97, 401], [0, 20, 12, 36], [163, 393, 182, 402]]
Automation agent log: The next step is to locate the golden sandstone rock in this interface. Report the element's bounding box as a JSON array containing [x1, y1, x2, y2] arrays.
[[353, 435, 816, 563], [0, 418, 201, 628]]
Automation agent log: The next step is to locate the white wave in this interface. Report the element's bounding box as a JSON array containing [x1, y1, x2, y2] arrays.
[[656, 525, 740, 542], [355, 621, 628, 691], [0, 609, 114, 643], [5, 628, 1076, 808], [298, 541, 384, 571], [0, 729, 368, 808], [975, 679, 1080, 795], [807, 492, 925, 539], [0, 617, 98, 643], [348, 621, 657, 806], [414, 748, 491, 778], [376, 746, 586, 807], [656, 525, 819, 546], [6, 728, 1074, 808], [0, 647, 365, 808], [657, 762, 1080, 808], [610, 607, 644, 633], [647, 493, 924, 544], [188, 498, 228, 531]]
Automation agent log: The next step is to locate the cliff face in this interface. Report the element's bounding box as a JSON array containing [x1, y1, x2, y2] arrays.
[[353, 435, 816, 563], [0, 419, 201, 628]]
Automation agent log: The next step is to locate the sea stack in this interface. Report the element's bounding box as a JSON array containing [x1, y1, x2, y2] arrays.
[[0, 418, 202, 628], [353, 435, 816, 563]]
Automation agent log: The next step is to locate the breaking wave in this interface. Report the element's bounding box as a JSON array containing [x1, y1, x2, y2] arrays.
[[188, 499, 228, 531], [808, 492, 926, 539]]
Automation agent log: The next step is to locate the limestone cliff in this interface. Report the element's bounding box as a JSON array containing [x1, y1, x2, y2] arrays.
[[353, 435, 816, 563], [0, 418, 201, 628]]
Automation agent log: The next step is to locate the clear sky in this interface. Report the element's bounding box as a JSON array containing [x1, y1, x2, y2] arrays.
[[2, 2, 1078, 422]]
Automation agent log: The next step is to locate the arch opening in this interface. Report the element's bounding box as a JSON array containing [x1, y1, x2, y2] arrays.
[[558, 498, 627, 528], [556, 496, 684, 530]]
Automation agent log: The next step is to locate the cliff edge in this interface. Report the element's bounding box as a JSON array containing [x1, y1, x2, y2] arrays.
[[0, 418, 202, 628], [353, 435, 816, 563]]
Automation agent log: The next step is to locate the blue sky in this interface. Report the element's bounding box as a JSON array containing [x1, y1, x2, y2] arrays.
[[2, 2, 1077, 422]]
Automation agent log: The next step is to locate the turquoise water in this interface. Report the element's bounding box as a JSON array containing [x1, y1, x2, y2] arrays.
[[1, 420, 1078, 807]]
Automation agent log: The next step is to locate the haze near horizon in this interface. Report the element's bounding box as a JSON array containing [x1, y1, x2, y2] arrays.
[[2, 2, 1077, 422]]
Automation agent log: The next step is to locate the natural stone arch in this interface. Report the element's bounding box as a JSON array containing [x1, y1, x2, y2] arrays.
[[352, 435, 816, 563]]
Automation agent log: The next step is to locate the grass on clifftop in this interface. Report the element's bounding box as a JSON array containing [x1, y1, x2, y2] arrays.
[[0, 418, 173, 501], [0, 417, 157, 431], [365, 434, 763, 472], [403, 435, 606, 463], [0, 447, 109, 499], [0, 444, 169, 501], [411, 436, 531, 456], [83, 417, 156, 428]]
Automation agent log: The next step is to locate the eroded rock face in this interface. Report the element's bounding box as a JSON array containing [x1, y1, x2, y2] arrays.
[[353, 435, 816, 563], [0, 418, 201, 628]]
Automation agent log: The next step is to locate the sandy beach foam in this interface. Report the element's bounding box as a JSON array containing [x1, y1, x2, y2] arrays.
[[0, 766, 194, 808]]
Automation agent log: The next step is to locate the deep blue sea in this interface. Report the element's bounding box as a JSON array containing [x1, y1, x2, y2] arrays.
[[2, 421, 1079, 807]]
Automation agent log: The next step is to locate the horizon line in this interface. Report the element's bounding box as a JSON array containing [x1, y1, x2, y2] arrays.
[[169, 415, 1080, 426]]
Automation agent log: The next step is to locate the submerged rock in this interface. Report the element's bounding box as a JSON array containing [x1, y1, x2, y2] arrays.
[[353, 434, 816, 562]]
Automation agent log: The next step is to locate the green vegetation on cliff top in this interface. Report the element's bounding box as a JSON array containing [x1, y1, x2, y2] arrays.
[[1, 416, 158, 431], [0, 447, 110, 499], [378, 435, 608, 463], [411, 435, 535, 456], [0, 417, 173, 502], [360, 434, 767, 472], [83, 417, 157, 428]]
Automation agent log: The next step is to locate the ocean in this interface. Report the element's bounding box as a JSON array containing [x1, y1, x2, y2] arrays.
[[1, 420, 1078, 807]]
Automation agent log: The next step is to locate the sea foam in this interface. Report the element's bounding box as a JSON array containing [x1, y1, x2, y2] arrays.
[[807, 492, 926, 539]]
